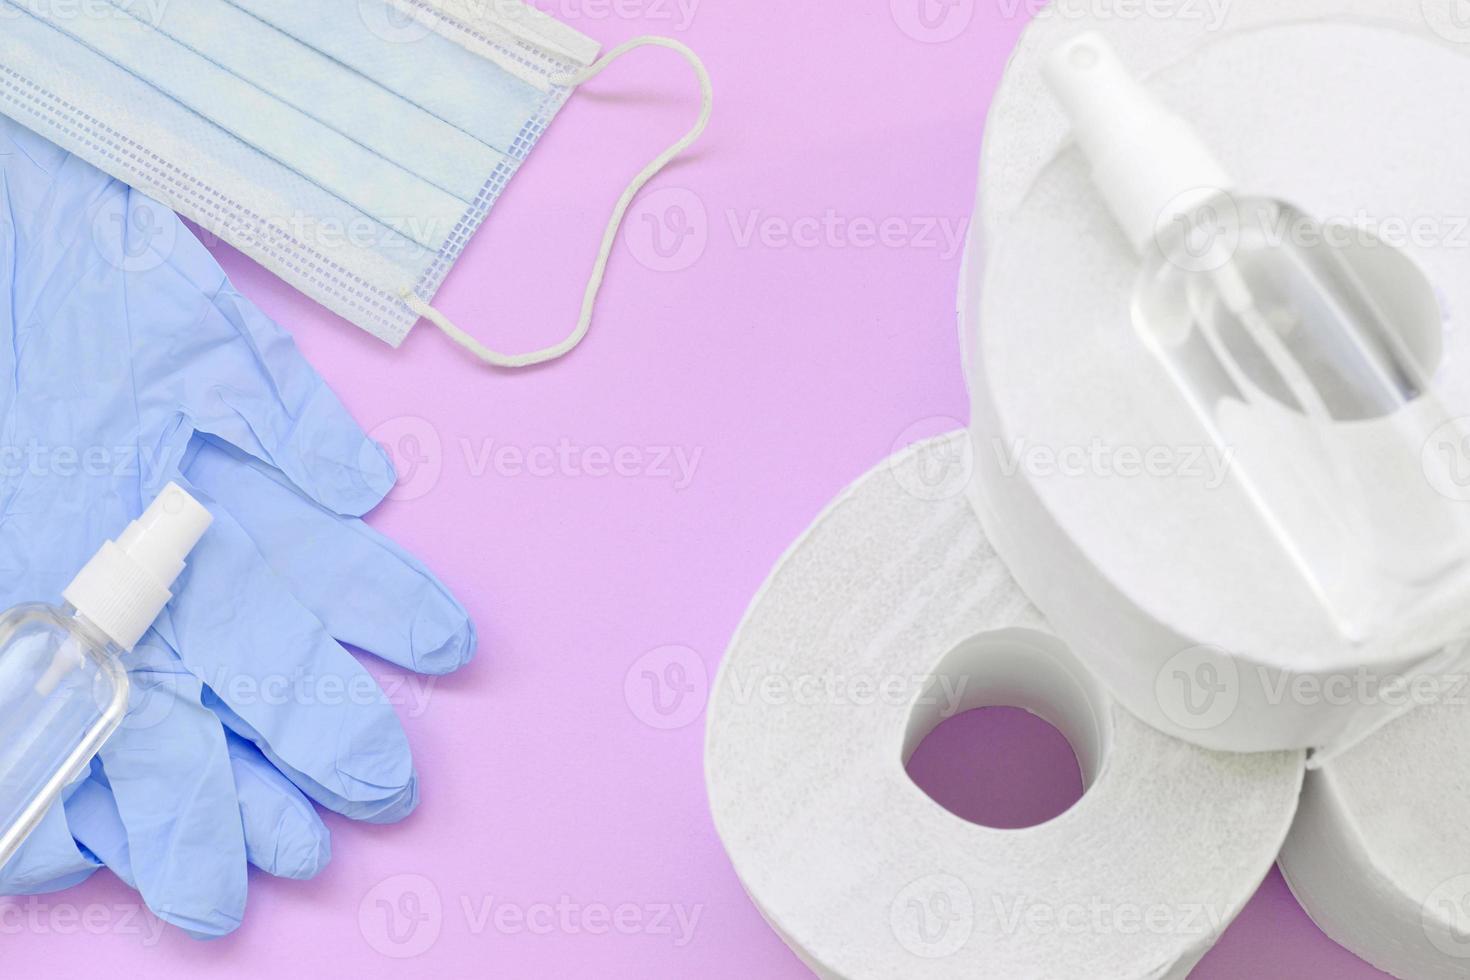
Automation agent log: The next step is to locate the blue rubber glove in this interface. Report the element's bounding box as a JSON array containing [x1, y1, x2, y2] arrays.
[[0, 115, 474, 936]]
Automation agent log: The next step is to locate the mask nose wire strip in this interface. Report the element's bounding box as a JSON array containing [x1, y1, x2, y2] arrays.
[[400, 36, 713, 368]]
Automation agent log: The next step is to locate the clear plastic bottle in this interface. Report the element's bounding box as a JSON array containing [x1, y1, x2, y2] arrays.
[[1137, 197, 1470, 646], [1044, 34, 1470, 654], [0, 604, 129, 866], [0, 484, 212, 869]]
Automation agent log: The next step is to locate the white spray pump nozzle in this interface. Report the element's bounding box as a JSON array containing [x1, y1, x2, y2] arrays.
[[63, 483, 213, 651], [1043, 32, 1234, 252], [116, 483, 213, 590]]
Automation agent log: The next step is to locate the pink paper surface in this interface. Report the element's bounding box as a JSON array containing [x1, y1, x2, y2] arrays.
[[3, 2, 1395, 976]]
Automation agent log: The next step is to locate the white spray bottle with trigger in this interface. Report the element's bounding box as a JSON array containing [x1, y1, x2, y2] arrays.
[[0, 483, 212, 869], [1044, 34, 1470, 660]]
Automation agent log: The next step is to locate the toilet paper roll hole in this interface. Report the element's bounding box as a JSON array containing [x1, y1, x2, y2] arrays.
[[900, 628, 1112, 830], [905, 706, 1086, 830]]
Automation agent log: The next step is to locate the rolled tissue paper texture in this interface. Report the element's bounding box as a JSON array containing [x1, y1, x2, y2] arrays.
[[705, 433, 1304, 979], [1280, 697, 1470, 980], [963, 8, 1470, 752]]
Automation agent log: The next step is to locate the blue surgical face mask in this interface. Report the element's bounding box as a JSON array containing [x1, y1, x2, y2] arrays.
[[0, 0, 710, 367]]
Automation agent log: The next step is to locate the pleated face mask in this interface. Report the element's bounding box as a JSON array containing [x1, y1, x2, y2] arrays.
[[0, 0, 710, 367]]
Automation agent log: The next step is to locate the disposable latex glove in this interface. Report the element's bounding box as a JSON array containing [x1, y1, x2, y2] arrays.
[[0, 115, 474, 936]]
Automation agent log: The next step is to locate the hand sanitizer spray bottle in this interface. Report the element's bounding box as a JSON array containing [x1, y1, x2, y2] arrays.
[[0, 483, 212, 868], [1043, 33, 1470, 658]]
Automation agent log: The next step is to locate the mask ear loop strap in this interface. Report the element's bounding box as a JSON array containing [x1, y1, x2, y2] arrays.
[[401, 36, 713, 368]]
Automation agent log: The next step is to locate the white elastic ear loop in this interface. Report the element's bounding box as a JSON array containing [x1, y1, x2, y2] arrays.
[[401, 36, 713, 368]]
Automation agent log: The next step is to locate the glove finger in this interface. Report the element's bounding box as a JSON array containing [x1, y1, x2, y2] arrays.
[[186, 440, 475, 676], [117, 200, 395, 517], [204, 694, 418, 826], [64, 765, 136, 889], [0, 801, 98, 895], [68, 739, 330, 886], [226, 733, 331, 881], [181, 282, 395, 516], [97, 641, 247, 939], [160, 482, 418, 824]]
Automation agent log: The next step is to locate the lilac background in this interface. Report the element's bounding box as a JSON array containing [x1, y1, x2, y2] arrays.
[[2, 1, 1393, 976]]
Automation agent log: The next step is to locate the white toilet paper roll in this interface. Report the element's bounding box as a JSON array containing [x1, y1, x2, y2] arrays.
[[1279, 699, 1470, 979], [706, 434, 1304, 979], [973, 1, 1468, 236], [960, 5, 1470, 751]]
